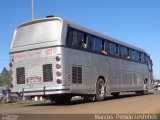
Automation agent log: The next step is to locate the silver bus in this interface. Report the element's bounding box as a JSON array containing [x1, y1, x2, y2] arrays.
[[9, 16, 153, 103]]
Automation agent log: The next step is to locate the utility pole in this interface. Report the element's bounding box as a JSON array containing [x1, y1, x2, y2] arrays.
[[32, 0, 35, 20]]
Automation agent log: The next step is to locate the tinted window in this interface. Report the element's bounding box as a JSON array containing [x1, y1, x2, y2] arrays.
[[141, 53, 146, 63], [110, 42, 117, 55], [67, 28, 87, 49], [121, 47, 129, 58], [88, 35, 94, 50], [94, 37, 103, 52], [77, 31, 87, 48], [135, 51, 139, 61], [82, 34, 88, 49], [130, 50, 139, 61], [139, 52, 142, 62], [130, 50, 135, 60], [75, 31, 84, 48], [72, 30, 78, 46], [105, 41, 110, 53], [67, 28, 73, 46]]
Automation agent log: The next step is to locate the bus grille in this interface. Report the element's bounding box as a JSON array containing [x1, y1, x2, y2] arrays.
[[43, 64, 53, 82], [72, 66, 82, 83], [16, 67, 25, 84]]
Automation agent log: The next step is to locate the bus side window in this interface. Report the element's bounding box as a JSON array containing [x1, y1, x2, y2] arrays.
[[116, 44, 119, 56], [105, 41, 110, 54], [76, 31, 84, 48], [121, 47, 129, 59], [130, 49, 136, 61], [72, 30, 78, 46], [139, 52, 142, 62], [82, 34, 87, 49], [144, 54, 147, 63], [135, 51, 139, 61], [141, 53, 145, 63], [94, 37, 103, 52], [67, 28, 73, 46], [110, 42, 117, 56], [87, 35, 94, 51]]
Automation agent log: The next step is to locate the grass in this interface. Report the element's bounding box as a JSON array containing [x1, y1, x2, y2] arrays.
[[0, 99, 49, 107], [13, 99, 49, 104]]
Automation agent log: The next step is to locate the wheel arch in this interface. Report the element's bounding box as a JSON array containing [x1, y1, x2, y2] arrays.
[[144, 77, 148, 84], [97, 75, 106, 83]]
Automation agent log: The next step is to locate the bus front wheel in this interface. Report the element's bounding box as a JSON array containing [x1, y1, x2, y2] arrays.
[[95, 79, 106, 101], [136, 82, 148, 95], [142, 82, 148, 95]]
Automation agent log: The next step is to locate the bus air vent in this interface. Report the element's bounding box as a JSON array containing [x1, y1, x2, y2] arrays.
[[43, 64, 53, 82], [16, 67, 25, 84], [72, 66, 82, 83]]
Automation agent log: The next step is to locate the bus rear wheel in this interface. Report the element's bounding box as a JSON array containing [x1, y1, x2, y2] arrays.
[[95, 79, 106, 101]]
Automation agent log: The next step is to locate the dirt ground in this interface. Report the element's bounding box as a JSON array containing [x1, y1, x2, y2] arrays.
[[0, 91, 160, 114]]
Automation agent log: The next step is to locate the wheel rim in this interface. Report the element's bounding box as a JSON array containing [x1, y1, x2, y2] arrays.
[[98, 82, 105, 97]]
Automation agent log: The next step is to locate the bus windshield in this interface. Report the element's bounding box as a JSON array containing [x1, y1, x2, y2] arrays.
[[12, 20, 61, 48]]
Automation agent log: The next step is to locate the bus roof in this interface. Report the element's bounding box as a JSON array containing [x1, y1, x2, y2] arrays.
[[16, 17, 147, 54]]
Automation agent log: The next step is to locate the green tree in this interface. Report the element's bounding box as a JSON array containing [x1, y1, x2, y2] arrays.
[[0, 67, 10, 86]]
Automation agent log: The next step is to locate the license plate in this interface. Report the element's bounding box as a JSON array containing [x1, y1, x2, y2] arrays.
[[29, 76, 41, 84]]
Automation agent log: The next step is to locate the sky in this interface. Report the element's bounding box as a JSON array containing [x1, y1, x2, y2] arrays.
[[0, 0, 160, 79]]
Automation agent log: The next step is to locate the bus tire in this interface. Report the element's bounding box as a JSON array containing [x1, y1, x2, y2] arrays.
[[95, 78, 106, 101], [142, 82, 148, 95], [136, 82, 148, 95]]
